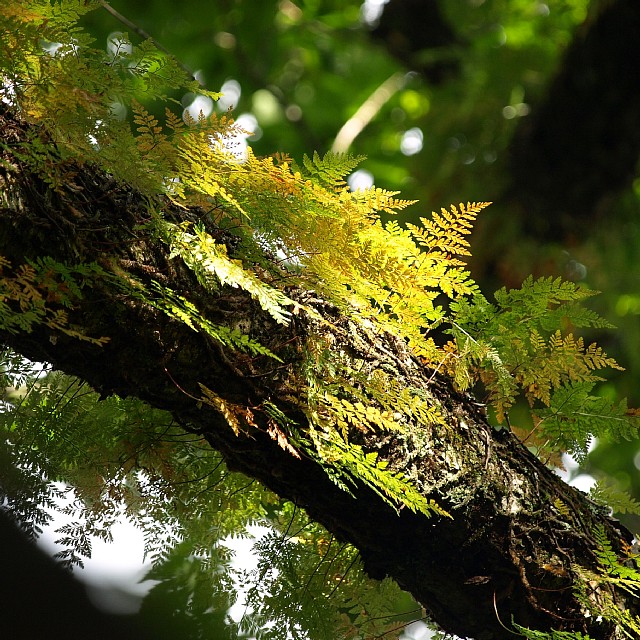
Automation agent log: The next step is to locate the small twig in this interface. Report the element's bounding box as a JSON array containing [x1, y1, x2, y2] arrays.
[[492, 591, 519, 635], [98, 0, 197, 81], [327, 553, 359, 599]]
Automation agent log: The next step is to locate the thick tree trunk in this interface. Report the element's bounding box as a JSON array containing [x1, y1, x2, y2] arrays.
[[509, 0, 640, 239], [0, 511, 160, 640], [375, 0, 640, 241], [0, 107, 637, 639]]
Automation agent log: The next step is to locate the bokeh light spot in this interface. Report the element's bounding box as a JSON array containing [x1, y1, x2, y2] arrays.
[[615, 294, 640, 317], [360, 0, 390, 27], [285, 104, 303, 121], [183, 94, 214, 122], [252, 89, 283, 126], [503, 103, 530, 119], [399, 90, 430, 118], [218, 79, 241, 111], [236, 113, 261, 141], [400, 127, 423, 156], [213, 32, 236, 49], [348, 169, 374, 191]]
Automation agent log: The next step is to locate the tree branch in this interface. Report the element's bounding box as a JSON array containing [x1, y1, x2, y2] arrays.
[[0, 106, 636, 639]]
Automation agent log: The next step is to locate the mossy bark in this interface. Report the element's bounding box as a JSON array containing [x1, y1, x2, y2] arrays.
[[1, 106, 638, 639]]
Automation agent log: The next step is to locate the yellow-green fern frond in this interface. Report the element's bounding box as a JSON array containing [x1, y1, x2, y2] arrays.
[[300, 150, 364, 189], [407, 202, 490, 257], [162, 222, 296, 325], [351, 186, 418, 215]]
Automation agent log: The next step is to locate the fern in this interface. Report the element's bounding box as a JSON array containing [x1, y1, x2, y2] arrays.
[[300, 150, 365, 188], [4, 4, 640, 639], [321, 392, 405, 438], [3, 0, 636, 519], [407, 202, 481, 259], [589, 478, 640, 516], [307, 427, 450, 519], [51, 520, 94, 570], [533, 382, 640, 462], [198, 384, 245, 436], [125, 278, 281, 359], [450, 277, 625, 435], [160, 220, 296, 325], [0, 360, 274, 568], [0, 255, 109, 345], [361, 369, 446, 428], [0, 0, 219, 192], [592, 525, 640, 592], [351, 185, 418, 214], [241, 514, 415, 640], [563, 526, 640, 640], [513, 627, 595, 640], [1, 351, 424, 640]]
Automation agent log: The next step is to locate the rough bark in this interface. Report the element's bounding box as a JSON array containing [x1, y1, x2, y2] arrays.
[[0, 106, 638, 639]]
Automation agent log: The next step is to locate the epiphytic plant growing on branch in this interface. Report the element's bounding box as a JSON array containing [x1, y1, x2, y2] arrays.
[[0, 2, 639, 639]]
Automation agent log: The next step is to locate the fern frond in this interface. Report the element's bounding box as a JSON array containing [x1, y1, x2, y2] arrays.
[[124, 278, 280, 359], [351, 186, 417, 214], [590, 478, 640, 516], [321, 392, 404, 438], [407, 202, 489, 257], [309, 428, 449, 518], [592, 525, 640, 592], [163, 222, 295, 325], [494, 276, 598, 320], [513, 625, 596, 640], [364, 370, 446, 427], [199, 384, 244, 435], [0, 255, 109, 345], [300, 150, 364, 188], [534, 382, 640, 461]]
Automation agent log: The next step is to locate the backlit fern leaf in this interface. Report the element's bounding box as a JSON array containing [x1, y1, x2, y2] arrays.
[[321, 392, 404, 439], [494, 276, 599, 320], [0, 255, 109, 345], [513, 626, 595, 640], [533, 382, 639, 461], [518, 330, 622, 409], [407, 202, 489, 257], [351, 186, 417, 214], [300, 150, 364, 188], [451, 277, 626, 431], [162, 221, 295, 325], [364, 370, 446, 427], [592, 525, 640, 590], [309, 428, 450, 518], [590, 478, 640, 516]]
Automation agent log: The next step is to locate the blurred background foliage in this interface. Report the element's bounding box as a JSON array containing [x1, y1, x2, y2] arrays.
[[81, 0, 640, 530]]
